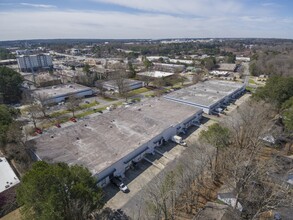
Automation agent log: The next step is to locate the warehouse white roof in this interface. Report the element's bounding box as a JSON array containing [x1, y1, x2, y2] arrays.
[[137, 71, 174, 78], [33, 83, 92, 99], [165, 80, 245, 107]]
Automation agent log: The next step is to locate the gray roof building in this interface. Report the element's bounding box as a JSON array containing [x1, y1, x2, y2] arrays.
[[27, 98, 202, 182], [32, 83, 93, 104], [164, 80, 245, 114]]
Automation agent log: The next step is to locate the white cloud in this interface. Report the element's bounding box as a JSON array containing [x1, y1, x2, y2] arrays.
[[20, 3, 56, 9], [261, 2, 281, 7], [93, 0, 244, 16], [0, 10, 292, 41]]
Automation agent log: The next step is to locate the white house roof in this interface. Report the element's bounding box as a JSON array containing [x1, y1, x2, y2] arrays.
[[0, 157, 20, 193]]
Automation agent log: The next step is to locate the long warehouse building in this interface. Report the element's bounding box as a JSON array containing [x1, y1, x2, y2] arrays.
[[27, 98, 202, 187], [164, 80, 246, 114]]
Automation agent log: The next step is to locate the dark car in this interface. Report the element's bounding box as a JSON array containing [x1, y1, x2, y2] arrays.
[[55, 123, 61, 128]]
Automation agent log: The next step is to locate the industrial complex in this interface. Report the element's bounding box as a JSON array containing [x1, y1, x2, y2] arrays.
[[164, 80, 245, 114], [27, 98, 202, 187], [25, 79, 245, 188]]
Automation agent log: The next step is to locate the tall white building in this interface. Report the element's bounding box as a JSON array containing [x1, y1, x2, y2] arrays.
[[17, 54, 53, 72]]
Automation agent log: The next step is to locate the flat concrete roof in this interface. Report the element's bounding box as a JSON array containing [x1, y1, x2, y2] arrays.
[[165, 80, 245, 107], [27, 99, 201, 175], [33, 83, 92, 99], [153, 63, 185, 68], [0, 157, 20, 193], [137, 71, 174, 78], [103, 79, 143, 87], [217, 63, 237, 72]]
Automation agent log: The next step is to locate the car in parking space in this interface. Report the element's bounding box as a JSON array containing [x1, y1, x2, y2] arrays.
[[118, 183, 129, 193], [70, 117, 77, 122], [111, 177, 129, 193], [35, 128, 43, 134]]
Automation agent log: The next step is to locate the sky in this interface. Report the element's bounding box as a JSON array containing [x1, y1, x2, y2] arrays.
[[0, 0, 293, 40]]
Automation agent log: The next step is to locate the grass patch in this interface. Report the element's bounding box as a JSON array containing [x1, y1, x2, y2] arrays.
[[100, 96, 117, 101], [172, 84, 183, 89], [129, 87, 150, 96], [76, 110, 96, 118], [145, 93, 155, 98], [249, 78, 256, 84], [130, 98, 141, 102], [79, 101, 99, 110], [76, 106, 107, 118], [50, 110, 70, 118], [246, 86, 255, 93]]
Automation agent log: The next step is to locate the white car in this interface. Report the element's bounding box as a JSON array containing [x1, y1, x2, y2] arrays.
[[119, 183, 129, 193]]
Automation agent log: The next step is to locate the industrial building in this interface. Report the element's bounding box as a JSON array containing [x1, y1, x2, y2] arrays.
[[164, 80, 246, 114], [137, 71, 174, 78], [153, 63, 185, 73], [217, 63, 237, 72], [17, 54, 53, 72], [0, 157, 20, 195], [32, 83, 93, 104], [209, 71, 230, 77], [27, 98, 202, 187], [236, 56, 250, 62], [0, 59, 17, 66], [101, 79, 144, 93]]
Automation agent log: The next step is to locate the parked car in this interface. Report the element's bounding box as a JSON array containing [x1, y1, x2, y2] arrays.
[[70, 117, 77, 122], [35, 128, 43, 134], [111, 177, 129, 193]]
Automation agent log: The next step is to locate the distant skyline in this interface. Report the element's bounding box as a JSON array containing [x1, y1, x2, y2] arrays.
[[0, 0, 293, 41]]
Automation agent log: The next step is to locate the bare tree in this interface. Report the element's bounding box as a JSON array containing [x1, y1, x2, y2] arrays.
[[26, 104, 40, 129], [96, 81, 106, 97], [34, 92, 50, 118], [142, 142, 216, 219], [111, 63, 131, 100], [192, 74, 203, 84], [66, 95, 81, 118], [216, 101, 291, 218]]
